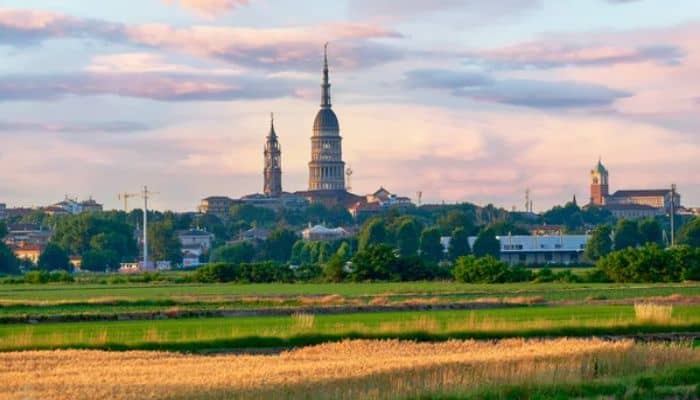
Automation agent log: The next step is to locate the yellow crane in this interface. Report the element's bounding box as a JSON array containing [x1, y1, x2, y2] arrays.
[[117, 192, 139, 212]]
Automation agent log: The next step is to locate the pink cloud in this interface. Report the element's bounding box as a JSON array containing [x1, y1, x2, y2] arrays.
[[0, 8, 402, 70], [161, 0, 249, 17]]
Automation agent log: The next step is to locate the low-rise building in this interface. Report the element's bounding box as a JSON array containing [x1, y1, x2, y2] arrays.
[[442, 234, 590, 266], [237, 227, 271, 242], [4, 224, 52, 249], [606, 203, 665, 220], [45, 196, 103, 215], [177, 229, 214, 268], [198, 196, 235, 218], [482, 234, 590, 266], [10, 244, 43, 264], [301, 225, 349, 241]]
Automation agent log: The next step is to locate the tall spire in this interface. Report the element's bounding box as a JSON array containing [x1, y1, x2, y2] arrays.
[[269, 112, 276, 137], [321, 42, 331, 108]]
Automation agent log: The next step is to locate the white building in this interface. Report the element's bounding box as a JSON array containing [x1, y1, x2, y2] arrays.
[[442, 234, 591, 266], [177, 229, 214, 268], [302, 225, 349, 241]]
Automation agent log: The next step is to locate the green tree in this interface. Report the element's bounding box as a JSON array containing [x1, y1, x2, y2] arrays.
[[148, 220, 182, 264], [323, 254, 345, 282], [453, 255, 511, 283], [38, 243, 71, 271], [81, 250, 120, 272], [419, 227, 444, 263], [210, 242, 256, 264], [51, 214, 138, 261], [437, 210, 475, 235], [0, 243, 20, 275], [597, 244, 676, 283], [358, 218, 387, 251], [472, 229, 500, 258], [263, 228, 298, 262], [229, 204, 276, 227], [448, 227, 471, 261], [396, 219, 420, 257], [614, 219, 641, 250], [350, 244, 398, 281], [0, 221, 7, 239], [679, 218, 700, 248], [638, 218, 663, 246], [585, 224, 613, 261], [335, 241, 352, 262]]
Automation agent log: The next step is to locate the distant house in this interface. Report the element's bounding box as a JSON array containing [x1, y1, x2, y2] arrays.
[[348, 187, 413, 219], [43, 196, 103, 215], [301, 225, 349, 241], [198, 196, 235, 218], [9, 244, 43, 264], [177, 229, 214, 268], [486, 235, 590, 266], [442, 234, 591, 266], [238, 227, 271, 242]]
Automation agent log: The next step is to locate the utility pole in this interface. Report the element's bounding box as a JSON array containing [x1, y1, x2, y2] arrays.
[[670, 183, 677, 248], [140, 186, 158, 269]]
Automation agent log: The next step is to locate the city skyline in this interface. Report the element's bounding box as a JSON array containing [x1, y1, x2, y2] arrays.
[[1, 0, 699, 212]]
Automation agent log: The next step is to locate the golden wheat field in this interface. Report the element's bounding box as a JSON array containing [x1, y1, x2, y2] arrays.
[[1, 338, 698, 400]]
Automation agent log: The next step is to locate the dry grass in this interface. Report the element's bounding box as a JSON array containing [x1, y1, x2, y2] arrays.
[[634, 303, 674, 324], [503, 295, 547, 305], [290, 313, 315, 331], [369, 296, 390, 305], [0, 338, 697, 400]]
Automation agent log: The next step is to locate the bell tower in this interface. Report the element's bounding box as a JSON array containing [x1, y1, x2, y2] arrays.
[[264, 113, 282, 197], [590, 158, 609, 206]]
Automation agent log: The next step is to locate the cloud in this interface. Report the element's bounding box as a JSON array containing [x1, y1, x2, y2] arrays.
[[0, 8, 122, 45], [463, 43, 684, 69], [404, 69, 491, 89], [0, 121, 152, 134], [405, 69, 631, 109], [0, 8, 403, 71], [0, 72, 301, 102], [161, 0, 249, 17], [349, 0, 540, 22]]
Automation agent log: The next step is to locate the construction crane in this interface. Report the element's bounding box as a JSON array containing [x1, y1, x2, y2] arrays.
[[117, 192, 139, 212]]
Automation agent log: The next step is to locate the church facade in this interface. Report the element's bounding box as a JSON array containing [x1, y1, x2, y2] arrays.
[[588, 158, 680, 219]]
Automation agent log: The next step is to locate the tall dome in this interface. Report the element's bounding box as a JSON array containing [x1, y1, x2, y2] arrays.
[[308, 44, 346, 191]]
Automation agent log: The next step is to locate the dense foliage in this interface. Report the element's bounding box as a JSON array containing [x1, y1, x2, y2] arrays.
[[597, 244, 700, 283]]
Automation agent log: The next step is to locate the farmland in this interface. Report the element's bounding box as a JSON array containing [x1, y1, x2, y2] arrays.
[[2, 338, 699, 400], [2, 280, 700, 399]]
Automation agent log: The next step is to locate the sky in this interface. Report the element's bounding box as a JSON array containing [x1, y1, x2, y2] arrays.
[[0, 0, 699, 212]]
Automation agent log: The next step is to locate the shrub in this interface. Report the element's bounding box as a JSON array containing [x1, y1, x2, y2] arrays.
[[597, 244, 700, 283], [49, 271, 74, 283], [24, 270, 50, 284], [192, 261, 290, 283], [453, 256, 510, 283]]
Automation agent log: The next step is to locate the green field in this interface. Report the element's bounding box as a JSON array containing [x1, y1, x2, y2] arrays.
[[2, 304, 699, 352], [3, 281, 700, 301]]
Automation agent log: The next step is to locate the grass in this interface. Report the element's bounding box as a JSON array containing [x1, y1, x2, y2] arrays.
[[1, 338, 698, 399], [3, 281, 700, 302], [1, 305, 699, 352]]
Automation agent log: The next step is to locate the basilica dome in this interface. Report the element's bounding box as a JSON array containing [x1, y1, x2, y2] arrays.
[[313, 108, 339, 135]]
